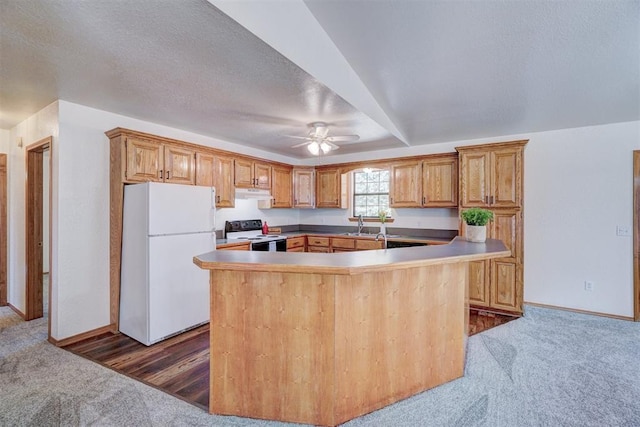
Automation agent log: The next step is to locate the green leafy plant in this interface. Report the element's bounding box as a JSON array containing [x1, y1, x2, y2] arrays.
[[378, 210, 390, 223], [460, 208, 494, 226]]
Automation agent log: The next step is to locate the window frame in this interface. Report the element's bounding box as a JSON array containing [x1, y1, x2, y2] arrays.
[[352, 168, 391, 219]]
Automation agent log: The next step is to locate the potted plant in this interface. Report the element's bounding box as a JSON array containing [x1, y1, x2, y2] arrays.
[[460, 208, 494, 243], [378, 210, 390, 235]]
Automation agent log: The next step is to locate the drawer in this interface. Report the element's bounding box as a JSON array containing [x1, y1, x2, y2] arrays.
[[331, 237, 356, 250], [356, 239, 383, 250], [218, 242, 250, 251], [307, 236, 330, 247], [287, 236, 306, 249], [307, 246, 330, 253], [287, 247, 305, 252]]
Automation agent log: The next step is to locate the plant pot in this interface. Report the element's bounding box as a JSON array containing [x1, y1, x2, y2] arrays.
[[466, 225, 486, 243]]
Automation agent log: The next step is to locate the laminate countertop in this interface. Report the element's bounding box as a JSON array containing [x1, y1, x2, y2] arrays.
[[196, 237, 509, 275]]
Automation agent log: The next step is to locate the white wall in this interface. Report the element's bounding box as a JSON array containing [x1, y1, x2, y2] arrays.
[[523, 122, 638, 317], [0, 129, 9, 151]]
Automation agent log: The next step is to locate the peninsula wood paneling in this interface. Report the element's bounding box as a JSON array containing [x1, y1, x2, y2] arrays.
[[204, 261, 469, 426], [209, 271, 336, 426], [333, 264, 466, 424]]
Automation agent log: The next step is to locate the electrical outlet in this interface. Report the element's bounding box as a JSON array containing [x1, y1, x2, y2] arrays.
[[616, 225, 631, 236], [584, 281, 594, 291]]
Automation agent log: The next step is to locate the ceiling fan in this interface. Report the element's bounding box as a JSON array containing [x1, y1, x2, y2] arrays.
[[288, 122, 360, 155]]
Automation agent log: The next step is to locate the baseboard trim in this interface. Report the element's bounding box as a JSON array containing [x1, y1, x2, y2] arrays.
[[524, 301, 634, 322], [8, 303, 25, 319], [52, 324, 115, 347]]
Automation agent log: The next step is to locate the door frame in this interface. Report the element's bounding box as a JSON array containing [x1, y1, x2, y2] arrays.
[[634, 151, 639, 321], [25, 137, 52, 329], [0, 154, 6, 306]]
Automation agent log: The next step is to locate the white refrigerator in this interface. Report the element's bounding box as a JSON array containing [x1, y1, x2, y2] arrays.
[[119, 182, 216, 346]]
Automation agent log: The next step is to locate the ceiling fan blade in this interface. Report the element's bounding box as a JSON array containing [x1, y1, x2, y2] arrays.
[[284, 135, 312, 140], [291, 141, 310, 148], [325, 141, 340, 150], [326, 135, 360, 143]]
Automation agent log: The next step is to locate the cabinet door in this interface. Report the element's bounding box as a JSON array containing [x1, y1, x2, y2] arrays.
[[234, 158, 254, 188], [390, 161, 422, 207], [490, 261, 521, 312], [271, 166, 292, 208], [125, 137, 163, 182], [490, 147, 522, 208], [490, 209, 521, 262], [422, 156, 458, 207], [315, 169, 342, 208], [459, 151, 490, 207], [254, 162, 272, 190], [195, 152, 214, 187], [214, 156, 234, 208], [293, 169, 315, 208], [468, 260, 490, 308], [164, 146, 195, 185]]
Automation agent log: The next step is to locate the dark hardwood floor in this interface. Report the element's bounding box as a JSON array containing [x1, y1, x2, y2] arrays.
[[64, 324, 210, 411], [63, 309, 518, 412]]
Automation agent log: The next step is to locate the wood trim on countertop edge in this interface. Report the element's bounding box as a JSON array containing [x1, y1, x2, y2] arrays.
[[50, 324, 115, 347], [525, 301, 635, 322]]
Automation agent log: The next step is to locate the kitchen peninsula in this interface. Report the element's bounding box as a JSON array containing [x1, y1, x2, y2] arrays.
[[194, 237, 509, 426]]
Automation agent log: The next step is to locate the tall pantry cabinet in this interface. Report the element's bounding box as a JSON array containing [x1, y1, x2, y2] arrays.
[[457, 140, 527, 314]]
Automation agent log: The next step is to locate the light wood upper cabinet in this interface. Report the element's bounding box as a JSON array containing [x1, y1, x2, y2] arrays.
[[316, 168, 343, 209], [457, 142, 524, 208], [234, 159, 271, 189], [422, 155, 458, 207], [293, 168, 315, 208], [271, 166, 292, 208], [390, 161, 422, 207], [125, 137, 164, 183], [163, 146, 196, 185], [195, 152, 214, 187], [213, 156, 234, 208], [125, 137, 195, 184]]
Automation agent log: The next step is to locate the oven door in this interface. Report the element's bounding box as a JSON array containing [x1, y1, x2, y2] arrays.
[[252, 239, 287, 252]]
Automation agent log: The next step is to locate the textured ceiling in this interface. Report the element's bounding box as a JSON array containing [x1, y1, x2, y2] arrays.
[[1, 0, 638, 159]]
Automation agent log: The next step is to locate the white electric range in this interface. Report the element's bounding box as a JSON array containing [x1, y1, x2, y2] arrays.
[[224, 219, 287, 251]]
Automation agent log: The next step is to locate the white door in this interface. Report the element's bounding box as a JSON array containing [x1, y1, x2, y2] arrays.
[[147, 183, 214, 235], [147, 233, 212, 343]]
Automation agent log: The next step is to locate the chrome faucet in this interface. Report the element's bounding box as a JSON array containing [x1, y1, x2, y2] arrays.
[[357, 214, 364, 234], [375, 232, 388, 249]]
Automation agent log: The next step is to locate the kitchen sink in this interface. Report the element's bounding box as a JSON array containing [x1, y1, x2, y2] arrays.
[[341, 232, 400, 238]]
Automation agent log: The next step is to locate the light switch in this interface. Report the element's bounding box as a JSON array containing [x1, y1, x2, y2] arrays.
[[616, 225, 631, 236]]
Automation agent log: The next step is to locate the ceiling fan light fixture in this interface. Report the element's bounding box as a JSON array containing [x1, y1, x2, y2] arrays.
[[307, 141, 320, 155], [319, 141, 332, 154]]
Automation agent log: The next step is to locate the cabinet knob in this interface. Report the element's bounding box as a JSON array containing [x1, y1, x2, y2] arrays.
[[422, 196, 426, 205], [166, 170, 170, 180], [159, 169, 163, 179]]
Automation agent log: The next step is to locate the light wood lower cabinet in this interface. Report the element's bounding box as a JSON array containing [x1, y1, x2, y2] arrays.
[[286, 236, 306, 252], [464, 210, 522, 313], [217, 242, 250, 251], [331, 238, 356, 252], [355, 239, 383, 250], [307, 236, 330, 253]]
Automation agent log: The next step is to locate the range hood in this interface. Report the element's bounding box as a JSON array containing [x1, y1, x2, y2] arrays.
[[234, 188, 273, 200]]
